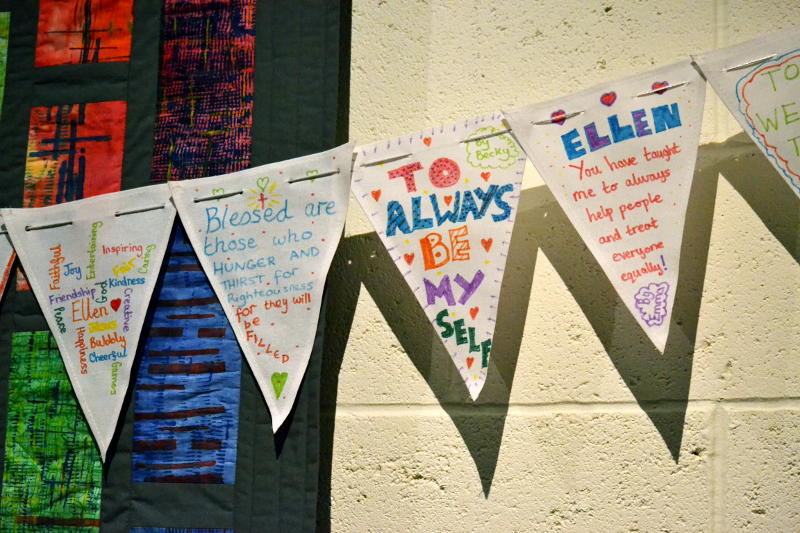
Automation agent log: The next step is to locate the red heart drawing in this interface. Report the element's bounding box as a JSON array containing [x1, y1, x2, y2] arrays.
[[469, 307, 479, 319], [110, 298, 121, 312], [480, 172, 490, 181], [423, 137, 432, 147], [443, 195, 453, 206], [651, 81, 669, 95], [466, 357, 474, 369], [404, 253, 414, 265], [600, 92, 617, 106], [371, 190, 381, 201], [481, 238, 493, 252], [551, 109, 567, 125]]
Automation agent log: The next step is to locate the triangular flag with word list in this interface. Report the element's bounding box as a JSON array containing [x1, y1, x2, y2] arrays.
[[351, 113, 525, 399], [169, 144, 353, 432], [505, 61, 706, 352], [2, 185, 175, 460]]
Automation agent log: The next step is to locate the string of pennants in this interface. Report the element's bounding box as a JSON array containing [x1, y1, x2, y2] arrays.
[[0, 28, 797, 460]]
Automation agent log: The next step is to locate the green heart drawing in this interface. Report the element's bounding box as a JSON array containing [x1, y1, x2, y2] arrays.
[[271, 372, 288, 398], [256, 176, 270, 192], [211, 187, 225, 201], [305, 169, 319, 183]]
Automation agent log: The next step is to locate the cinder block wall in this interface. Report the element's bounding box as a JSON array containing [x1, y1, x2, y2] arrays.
[[325, 2, 800, 531]]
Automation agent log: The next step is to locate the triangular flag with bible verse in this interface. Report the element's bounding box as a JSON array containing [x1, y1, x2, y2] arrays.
[[351, 113, 525, 399], [505, 61, 705, 352], [2, 184, 176, 460], [169, 144, 353, 431], [0, 216, 16, 298], [694, 27, 800, 198]]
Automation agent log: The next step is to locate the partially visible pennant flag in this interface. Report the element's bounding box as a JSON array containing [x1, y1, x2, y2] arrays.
[[694, 27, 800, 198], [0, 216, 16, 298], [2, 185, 176, 460], [351, 113, 525, 399], [169, 144, 354, 432], [505, 61, 706, 352]]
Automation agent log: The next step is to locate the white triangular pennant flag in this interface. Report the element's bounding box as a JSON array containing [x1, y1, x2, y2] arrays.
[[169, 144, 353, 431], [0, 216, 16, 298], [505, 61, 705, 352], [351, 113, 525, 399], [694, 27, 800, 198], [2, 185, 176, 460]]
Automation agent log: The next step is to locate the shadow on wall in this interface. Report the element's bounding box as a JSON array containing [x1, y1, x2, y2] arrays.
[[316, 132, 799, 528]]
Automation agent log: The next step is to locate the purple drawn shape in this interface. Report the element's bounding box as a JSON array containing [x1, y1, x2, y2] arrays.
[[633, 282, 670, 327]]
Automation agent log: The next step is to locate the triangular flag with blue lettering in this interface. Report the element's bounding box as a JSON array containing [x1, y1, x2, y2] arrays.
[[351, 113, 525, 399], [169, 144, 354, 431], [505, 61, 705, 352]]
